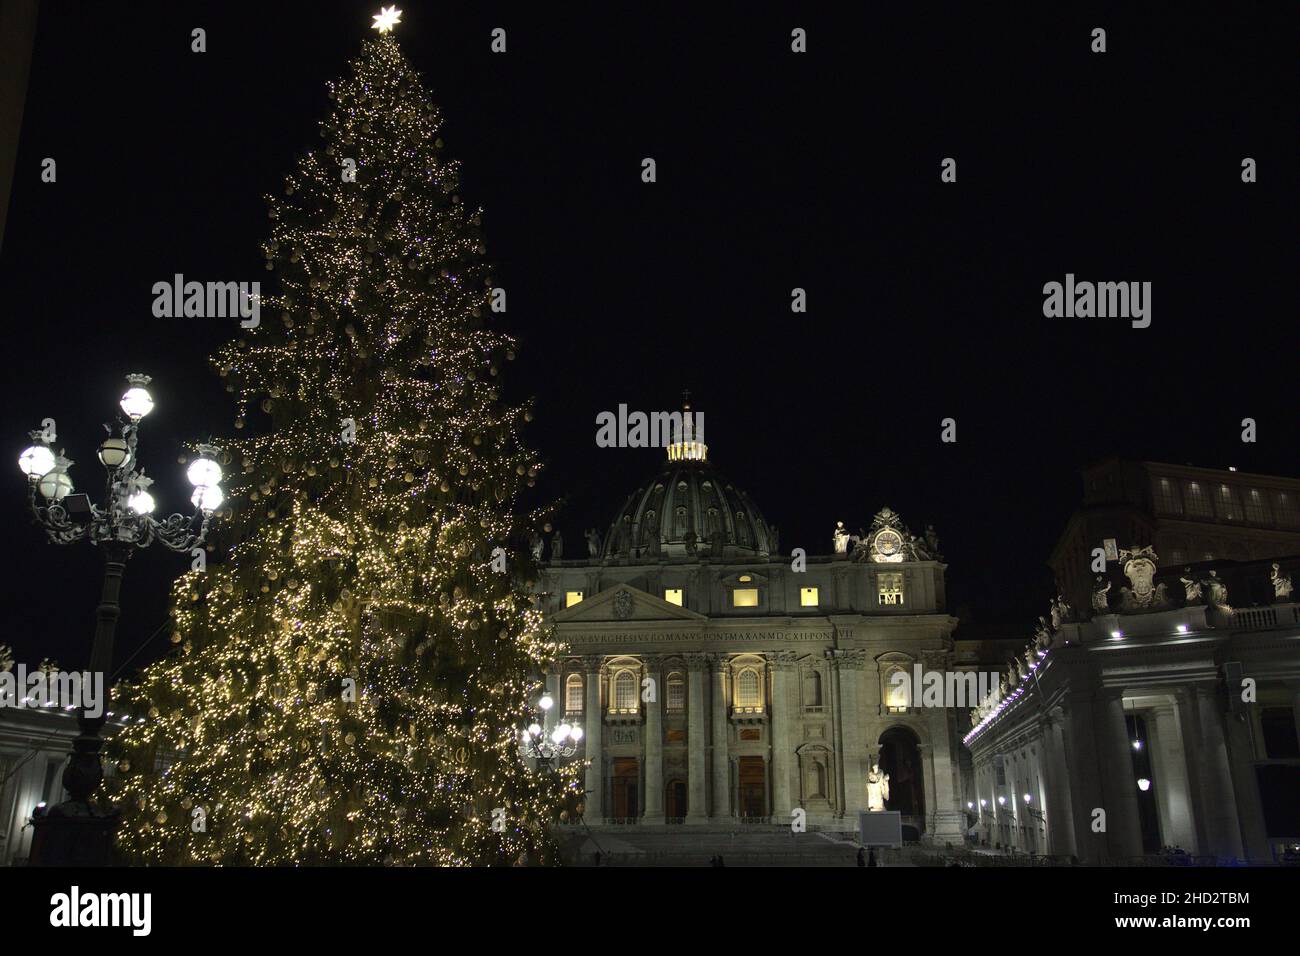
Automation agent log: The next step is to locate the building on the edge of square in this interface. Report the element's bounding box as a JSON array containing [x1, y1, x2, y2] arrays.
[[964, 544, 1300, 864]]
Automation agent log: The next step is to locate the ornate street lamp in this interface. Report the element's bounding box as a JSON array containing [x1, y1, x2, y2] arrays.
[[519, 686, 583, 772], [19, 374, 223, 865]]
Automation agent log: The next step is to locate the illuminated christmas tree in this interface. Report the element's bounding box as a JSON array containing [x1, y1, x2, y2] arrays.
[[107, 18, 576, 865]]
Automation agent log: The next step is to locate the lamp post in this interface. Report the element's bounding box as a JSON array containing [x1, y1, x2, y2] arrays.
[[519, 686, 582, 774], [18, 373, 224, 865]]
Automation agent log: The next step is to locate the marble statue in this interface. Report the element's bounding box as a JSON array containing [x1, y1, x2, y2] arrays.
[[585, 528, 601, 558], [529, 531, 544, 561], [1050, 595, 1073, 628], [833, 521, 850, 554], [1204, 570, 1229, 607], [1091, 576, 1111, 612], [924, 524, 942, 560], [1271, 563, 1293, 601], [1180, 569, 1203, 603], [866, 762, 890, 812], [683, 529, 697, 555], [550, 530, 563, 561], [1023, 645, 1037, 673], [1035, 615, 1052, 645]]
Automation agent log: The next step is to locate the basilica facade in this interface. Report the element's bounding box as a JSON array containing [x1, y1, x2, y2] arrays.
[[535, 428, 967, 842]]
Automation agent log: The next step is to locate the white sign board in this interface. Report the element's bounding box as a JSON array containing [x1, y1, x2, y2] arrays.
[[858, 810, 903, 848]]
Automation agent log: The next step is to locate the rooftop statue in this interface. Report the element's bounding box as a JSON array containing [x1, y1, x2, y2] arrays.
[[1271, 563, 1293, 601]]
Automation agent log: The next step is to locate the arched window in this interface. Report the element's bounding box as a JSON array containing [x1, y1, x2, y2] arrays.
[[666, 673, 686, 713], [565, 674, 584, 714], [736, 668, 761, 708], [613, 670, 638, 712]]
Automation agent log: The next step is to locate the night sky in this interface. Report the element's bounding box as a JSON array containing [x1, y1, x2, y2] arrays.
[[2, 3, 1294, 676]]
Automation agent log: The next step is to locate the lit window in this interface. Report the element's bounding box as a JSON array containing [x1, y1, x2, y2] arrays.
[[664, 588, 683, 606], [613, 670, 638, 712], [565, 674, 584, 713], [735, 668, 761, 708], [666, 674, 685, 712], [1275, 492, 1300, 529], [732, 588, 759, 607], [800, 587, 819, 607], [878, 671, 909, 712], [1152, 477, 1182, 515], [1214, 484, 1241, 521], [565, 591, 584, 608], [1183, 482, 1212, 518], [878, 572, 904, 606], [1244, 488, 1270, 524]]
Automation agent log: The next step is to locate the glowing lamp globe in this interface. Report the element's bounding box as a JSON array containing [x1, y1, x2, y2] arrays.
[[119, 374, 155, 421], [191, 484, 225, 513], [127, 490, 155, 515], [538, 693, 554, 712], [557, 722, 572, 739], [570, 726, 583, 742], [187, 453, 223, 488], [19, 444, 56, 478], [550, 727, 566, 745], [37, 465, 73, 501], [527, 723, 542, 738], [1137, 778, 1151, 792], [98, 436, 131, 469]]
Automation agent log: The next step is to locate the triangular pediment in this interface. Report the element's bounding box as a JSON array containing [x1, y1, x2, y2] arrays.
[[553, 583, 707, 623]]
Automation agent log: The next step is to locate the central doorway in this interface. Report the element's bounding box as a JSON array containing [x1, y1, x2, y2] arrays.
[[738, 756, 767, 818], [611, 758, 639, 819], [666, 779, 688, 820]]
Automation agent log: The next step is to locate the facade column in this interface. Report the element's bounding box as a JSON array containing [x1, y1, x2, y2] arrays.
[[828, 652, 846, 817], [582, 656, 604, 822], [710, 655, 731, 820], [925, 700, 965, 842], [642, 655, 663, 824], [771, 652, 795, 819], [835, 650, 865, 814], [686, 655, 708, 823]]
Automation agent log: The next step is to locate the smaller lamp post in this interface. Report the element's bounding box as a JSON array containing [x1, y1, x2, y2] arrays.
[[20, 374, 224, 865], [519, 687, 582, 774]]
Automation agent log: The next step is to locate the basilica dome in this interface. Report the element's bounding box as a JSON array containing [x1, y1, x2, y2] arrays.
[[603, 413, 775, 561]]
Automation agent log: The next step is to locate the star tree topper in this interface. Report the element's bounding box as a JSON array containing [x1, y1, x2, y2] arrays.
[[372, 6, 402, 33]]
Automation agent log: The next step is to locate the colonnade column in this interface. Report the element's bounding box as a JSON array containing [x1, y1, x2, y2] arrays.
[[1183, 685, 1244, 860]]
